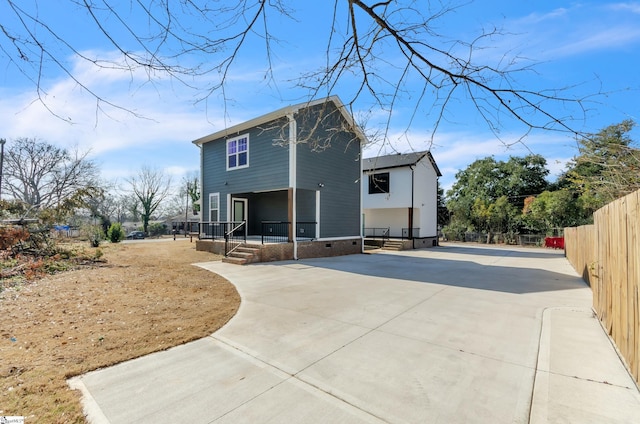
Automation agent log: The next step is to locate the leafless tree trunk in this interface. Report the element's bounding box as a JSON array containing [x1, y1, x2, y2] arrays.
[[125, 167, 172, 234]]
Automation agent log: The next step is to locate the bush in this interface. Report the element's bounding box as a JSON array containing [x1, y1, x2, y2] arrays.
[[148, 222, 168, 237], [107, 223, 126, 243], [81, 224, 104, 247], [442, 222, 468, 241], [0, 226, 30, 250]]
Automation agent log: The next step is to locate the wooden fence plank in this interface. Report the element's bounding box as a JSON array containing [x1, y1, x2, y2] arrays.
[[565, 189, 640, 385]]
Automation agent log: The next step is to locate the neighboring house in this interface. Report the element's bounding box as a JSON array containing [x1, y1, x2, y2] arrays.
[[167, 212, 200, 235], [192, 96, 366, 262], [362, 151, 442, 248]]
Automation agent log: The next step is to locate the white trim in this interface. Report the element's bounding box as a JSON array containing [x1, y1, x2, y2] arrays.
[[209, 192, 220, 222], [359, 150, 364, 253], [192, 96, 367, 147], [231, 198, 248, 237], [226, 133, 250, 171], [315, 236, 361, 241], [289, 114, 298, 260], [226, 193, 232, 222], [197, 143, 203, 225], [316, 190, 321, 240], [231, 198, 248, 221]]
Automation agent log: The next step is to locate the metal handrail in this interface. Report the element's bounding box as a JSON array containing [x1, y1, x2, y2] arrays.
[[226, 221, 245, 237], [224, 221, 246, 256], [364, 227, 390, 240]]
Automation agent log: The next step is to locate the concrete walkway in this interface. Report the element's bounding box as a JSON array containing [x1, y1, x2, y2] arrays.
[[69, 244, 640, 423]]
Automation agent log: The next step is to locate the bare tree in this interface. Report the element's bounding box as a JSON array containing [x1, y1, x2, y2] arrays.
[[125, 167, 172, 234], [2, 137, 101, 211], [111, 194, 130, 224], [0, 1, 588, 146]]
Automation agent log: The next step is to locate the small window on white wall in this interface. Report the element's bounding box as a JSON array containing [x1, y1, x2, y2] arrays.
[[368, 172, 390, 194], [209, 193, 220, 222], [227, 134, 249, 170]]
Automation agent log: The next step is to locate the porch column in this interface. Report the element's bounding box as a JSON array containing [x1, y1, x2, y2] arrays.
[[288, 113, 298, 258], [288, 188, 294, 242], [408, 207, 414, 239]]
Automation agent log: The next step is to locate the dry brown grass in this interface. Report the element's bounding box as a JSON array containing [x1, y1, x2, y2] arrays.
[[0, 238, 240, 423]]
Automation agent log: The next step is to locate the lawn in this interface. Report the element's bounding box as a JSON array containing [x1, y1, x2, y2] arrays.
[[0, 238, 240, 423]]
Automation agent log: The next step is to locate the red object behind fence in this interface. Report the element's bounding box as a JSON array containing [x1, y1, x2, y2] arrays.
[[544, 237, 565, 249]]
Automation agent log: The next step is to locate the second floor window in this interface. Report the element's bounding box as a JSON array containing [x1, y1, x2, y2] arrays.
[[369, 172, 390, 194], [227, 134, 249, 170]]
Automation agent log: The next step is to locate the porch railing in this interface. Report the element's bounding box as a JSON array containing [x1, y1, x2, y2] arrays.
[[225, 221, 246, 256], [261, 221, 317, 244], [364, 227, 390, 240], [198, 222, 246, 256], [199, 222, 227, 240]]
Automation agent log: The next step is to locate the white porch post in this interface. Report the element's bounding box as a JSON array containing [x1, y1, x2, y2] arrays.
[[316, 190, 321, 239], [288, 113, 298, 260]]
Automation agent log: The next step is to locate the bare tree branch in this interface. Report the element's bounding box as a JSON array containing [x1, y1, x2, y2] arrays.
[[0, 0, 592, 147]]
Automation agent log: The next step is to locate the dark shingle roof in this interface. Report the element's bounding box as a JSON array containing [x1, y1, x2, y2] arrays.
[[363, 151, 442, 176]]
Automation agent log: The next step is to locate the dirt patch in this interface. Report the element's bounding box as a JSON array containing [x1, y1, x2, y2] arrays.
[[0, 238, 240, 423]]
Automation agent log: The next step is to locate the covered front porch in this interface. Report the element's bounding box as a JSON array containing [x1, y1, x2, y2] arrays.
[[195, 237, 362, 264], [195, 187, 362, 262], [209, 188, 319, 240]]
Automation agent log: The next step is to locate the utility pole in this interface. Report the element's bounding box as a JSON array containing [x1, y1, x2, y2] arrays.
[[185, 181, 190, 237], [0, 138, 6, 201]]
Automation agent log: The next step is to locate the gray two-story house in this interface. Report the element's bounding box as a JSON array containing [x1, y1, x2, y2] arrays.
[[193, 96, 366, 263]]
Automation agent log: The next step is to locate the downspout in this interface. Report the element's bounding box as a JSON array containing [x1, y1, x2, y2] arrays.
[[288, 113, 298, 260], [410, 164, 415, 249]]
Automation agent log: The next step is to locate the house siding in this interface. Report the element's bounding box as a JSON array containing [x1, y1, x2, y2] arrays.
[[295, 102, 361, 238], [364, 167, 413, 209], [414, 160, 439, 237], [201, 117, 290, 220], [362, 154, 440, 239], [245, 191, 288, 234]]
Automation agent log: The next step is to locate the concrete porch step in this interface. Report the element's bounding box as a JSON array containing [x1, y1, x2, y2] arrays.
[[222, 256, 249, 265], [222, 244, 262, 265], [382, 241, 404, 251]]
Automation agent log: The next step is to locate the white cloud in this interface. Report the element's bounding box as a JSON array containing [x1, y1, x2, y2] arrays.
[[0, 52, 234, 181], [608, 2, 640, 14], [363, 128, 577, 192], [470, 3, 640, 64], [518, 8, 569, 25], [544, 26, 640, 57]]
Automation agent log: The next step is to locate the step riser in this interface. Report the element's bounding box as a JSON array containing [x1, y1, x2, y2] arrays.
[[225, 244, 261, 265]]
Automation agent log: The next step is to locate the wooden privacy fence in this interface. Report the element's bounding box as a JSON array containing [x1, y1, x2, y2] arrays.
[[564, 189, 640, 384]]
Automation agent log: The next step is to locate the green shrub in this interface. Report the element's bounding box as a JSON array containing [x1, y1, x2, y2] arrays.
[[148, 222, 167, 237], [107, 222, 126, 243], [81, 224, 104, 247], [442, 222, 468, 241]]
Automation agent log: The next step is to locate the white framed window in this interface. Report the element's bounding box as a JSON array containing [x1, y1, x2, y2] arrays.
[[209, 193, 220, 222], [226, 134, 249, 170]]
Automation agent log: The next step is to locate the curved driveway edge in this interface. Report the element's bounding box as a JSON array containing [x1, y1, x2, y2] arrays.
[[69, 244, 640, 423]]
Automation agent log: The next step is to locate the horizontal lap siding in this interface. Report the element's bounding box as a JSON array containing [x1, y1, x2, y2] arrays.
[[295, 103, 361, 238], [202, 118, 290, 220], [246, 192, 288, 234]]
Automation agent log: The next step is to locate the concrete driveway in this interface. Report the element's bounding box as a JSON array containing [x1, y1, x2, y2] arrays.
[[70, 243, 640, 423]]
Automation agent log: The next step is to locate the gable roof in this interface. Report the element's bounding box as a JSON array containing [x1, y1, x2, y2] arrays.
[[192, 95, 366, 146], [363, 151, 442, 176]]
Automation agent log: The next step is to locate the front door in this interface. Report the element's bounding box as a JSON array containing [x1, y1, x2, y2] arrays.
[[232, 198, 247, 235]]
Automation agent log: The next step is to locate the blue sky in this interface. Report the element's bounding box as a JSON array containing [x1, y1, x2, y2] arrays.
[[0, 1, 638, 193]]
